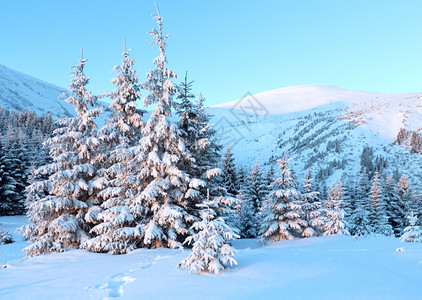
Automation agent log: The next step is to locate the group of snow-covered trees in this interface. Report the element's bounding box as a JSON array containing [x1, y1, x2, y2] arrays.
[[20, 6, 238, 274], [223, 148, 347, 241], [342, 171, 420, 238], [0, 109, 54, 215], [227, 151, 420, 242]]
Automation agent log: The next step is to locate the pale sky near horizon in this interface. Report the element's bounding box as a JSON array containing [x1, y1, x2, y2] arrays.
[[1, 0, 422, 106]]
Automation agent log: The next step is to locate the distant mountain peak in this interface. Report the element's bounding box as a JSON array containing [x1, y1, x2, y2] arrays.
[[213, 84, 411, 115]]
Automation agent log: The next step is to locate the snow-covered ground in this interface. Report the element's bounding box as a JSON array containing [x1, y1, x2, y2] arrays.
[[1, 216, 422, 299]]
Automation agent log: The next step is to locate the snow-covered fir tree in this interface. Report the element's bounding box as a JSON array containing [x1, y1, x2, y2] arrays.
[[0, 145, 21, 215], [341, 176, 355, 226], [235, 188, 258, 238], [0, 227, 13, 244], [301, 169, 325, 237], [21, 54, 101, 256], [391, 174, 413, 237], [5, 141, 27, 214], [368, 172, 393, 236], [233, 161, 266, 238], [322, 180, 347, 236], [349, 172, 372, 236], [221, 145, 238, 196], [215, 144, 239, 229], [82, 40, 144, 254], [175, 73, 226, 221], [129, 5, 201, 249], [178, 200, 238, 275], [260, 151, 304, 241], [263, 164, 275, 197], [384, 174, 398, 233], [401, 211, 422, 243], [236, 166, 247, 192], [245, 161, 266, 215]]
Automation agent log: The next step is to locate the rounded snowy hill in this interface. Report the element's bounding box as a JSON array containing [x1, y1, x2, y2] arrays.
[[214, 84, 417, 114], [212, 84, 422, 141], [0, 64, 75, 118], [210, 84, 422, 186]]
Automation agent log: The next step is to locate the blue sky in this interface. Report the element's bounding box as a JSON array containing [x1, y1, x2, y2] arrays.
[[1, 0, 422, 106]]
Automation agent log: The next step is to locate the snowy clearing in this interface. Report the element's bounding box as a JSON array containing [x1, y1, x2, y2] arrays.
[[1, 216, 422, 299]]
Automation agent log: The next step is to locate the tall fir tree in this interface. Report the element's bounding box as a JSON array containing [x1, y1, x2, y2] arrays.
[[6, 140, 28, 214], [221, 145, 238, 196], [301, 169, 325, 237], [0, 145, 21, 215], [245, 161, 266, 215], [21, 53, 101, 256], [260, 151, 304, 241], [368, 172, 393, 236], [341, 176, 355, 227], [233, 161, 266, 238], [129, 5, 201, 249], [384, 174, 398, 232], [263, 165, 275, 197], [391, 174, 413, 237], [82, 40, 145, 254], [235, 187, 258, 238], [322, 180, 347, 236], [349, 172, 372, 236], [175, 73, 224, 221]]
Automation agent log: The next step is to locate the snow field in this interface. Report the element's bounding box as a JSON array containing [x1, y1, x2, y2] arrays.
[[1, 216, 422, 299]]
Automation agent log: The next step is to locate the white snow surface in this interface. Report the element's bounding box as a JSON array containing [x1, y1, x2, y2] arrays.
[[1, 216, 422, 299]]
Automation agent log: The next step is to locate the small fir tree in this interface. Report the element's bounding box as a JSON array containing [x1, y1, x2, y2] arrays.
[[178, 200, 239, 275], [0, 227, 13, 244], [401, 212, 422, 243], [322, 181, 347, 236], [260, 151, 304, 241]]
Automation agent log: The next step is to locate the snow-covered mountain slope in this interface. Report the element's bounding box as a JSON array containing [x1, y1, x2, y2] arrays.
[[214, 84, 422, 141], [210, 85, 422, 186], [0, 64, 74, 118]]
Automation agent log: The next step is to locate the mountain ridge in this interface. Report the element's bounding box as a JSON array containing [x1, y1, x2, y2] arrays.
[[210, 84, 422, 189], [213, 84, 419, 115], [0, 64, 74, 118]]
